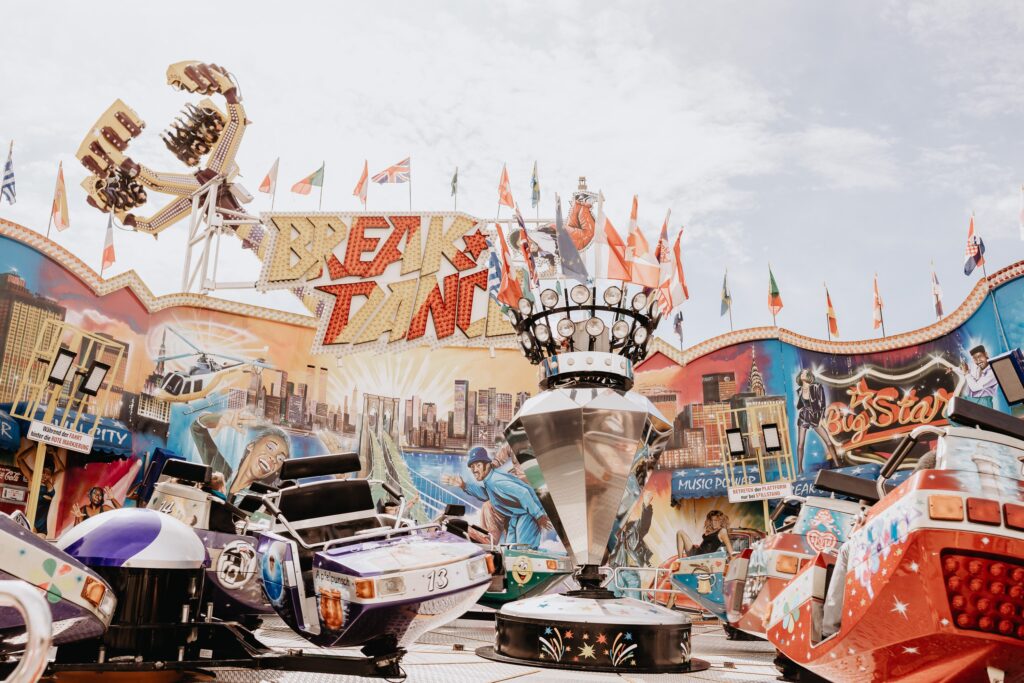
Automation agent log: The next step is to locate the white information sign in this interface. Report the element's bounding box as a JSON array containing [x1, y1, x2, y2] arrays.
[[727, 481, 794, 503], [27, 420, 94, 454]]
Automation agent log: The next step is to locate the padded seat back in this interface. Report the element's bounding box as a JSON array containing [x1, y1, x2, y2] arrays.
[[278, 479, 375, 522]]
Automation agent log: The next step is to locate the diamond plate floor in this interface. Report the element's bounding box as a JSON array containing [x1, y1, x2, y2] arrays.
[[208, 616, 780, 682]]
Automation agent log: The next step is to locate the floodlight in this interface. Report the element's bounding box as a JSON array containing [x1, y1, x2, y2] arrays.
[[534, 324, 551, 343], [633, 327, 648, 344], [990, 348, 1024, 406], [518, 298, 533, 316], [611, 320, 630, 340], [585, 317, 605, 337], [78, 361, 110, 397], [47, 349, 77, 385], [570, 285, 591, 305], [761, 423, 782, 453], [520, 332, 533, 349], [603, 286, 622, 306], [556, 318, 576, 338], [631, 293, 647, 311], [725, 428, 745, 456], [540, 289, 559, 308]]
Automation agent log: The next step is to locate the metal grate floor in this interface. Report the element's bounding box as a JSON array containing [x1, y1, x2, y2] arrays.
[[208, 616, 780, 682]]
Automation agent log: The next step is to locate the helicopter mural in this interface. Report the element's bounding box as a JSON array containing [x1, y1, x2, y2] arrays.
[[154, 327, 271, 403]]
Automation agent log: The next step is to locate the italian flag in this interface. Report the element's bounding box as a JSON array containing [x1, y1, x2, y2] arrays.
[[291, 164, 325, 195], [768, 267, 783, 316]]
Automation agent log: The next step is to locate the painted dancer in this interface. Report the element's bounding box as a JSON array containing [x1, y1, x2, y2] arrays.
[[191, 410, 291, 494], [676, 509, 734, 558], [795, 369, 840, 472], [948, 344, 999, 409]]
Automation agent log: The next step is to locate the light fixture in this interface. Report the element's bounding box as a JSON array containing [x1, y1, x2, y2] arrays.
[[540, 289, 559, 308], [990, 348, 1024, 406], [518, 298, 533, 316], [725, 428, 745, 456], [633, 327, 648, 344], [78, 361, 110, 397], [520, 332, 533, 349], [603, 286, 622, 306], [534, 324, 551, 343], [570, 284, 591, 305], [761, 423, 782, 453], [631, 292, 647, 311], [556, 318, 576, 338], [585, 317, 605, 337], [47, 348, 77, 385], [611, 320, 630, 340]]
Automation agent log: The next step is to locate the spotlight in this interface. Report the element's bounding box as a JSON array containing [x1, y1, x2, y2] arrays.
[[603, 286, 622, 306], [47, 349, 77, 385], [520, 332, 533, 349], [570, 284, 591, 305], [585, 317, 605, 337], [78, 362, 110, 397], [725, 428, 745, 456], [540, 289, 560, 308], [518, 298, 533, 316], [633, 327, 648, 344], [556, 318, 576, 338], [631, 292, 647, 311], [611, 320, 630, 340], [761, 423, 782, 453], [535, 324, 551, 343]]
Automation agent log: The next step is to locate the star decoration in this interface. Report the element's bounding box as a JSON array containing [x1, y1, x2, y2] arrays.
[[902, 646, 919, 654], [940, 618, 950, 627], [579, 643, 596, 659], [564, 630, 574, 640], [982, 537, 991, 545], [596, 633, 607, 644], [461, 230, 489, 262], [624, 632, 633, 641], [544, 627, 552, 635], [583, 632, 590, 640], [908, 561, 919, 573], [848, 647, 856, 655], [891, 597, 910, 618]]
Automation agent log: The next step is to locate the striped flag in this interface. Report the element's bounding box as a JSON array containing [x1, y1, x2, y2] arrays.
[[1, 142, 15, 205], [963, 214, 986, 275], [258, 158, 279, 194], [825, 286, 838, 338], [51, 162, 70, 231], [291, 164, 325, 195], [625, 196, 660, 287], [372, 157, 410, 184], [101, 214, 116, 271], [513, 204, 539, 288], [872, 274, 884, 329], [721, 271, 732, 316], [530, 161, 540, 209], [591, 191, 630, 280], [931, 266, 944, 319], [656, 228, 688, 315], [554, 193, 590, 282], [493, 223, 523, 307], [498, 164, 514, 209], [768, 267, 783, 317], [451, 167, 458, 197], [486, 241, 505, 309], [353, 160, 368, 205]]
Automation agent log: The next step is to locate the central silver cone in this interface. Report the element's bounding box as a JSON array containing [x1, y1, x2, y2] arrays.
[[505, 385, 671, 567]]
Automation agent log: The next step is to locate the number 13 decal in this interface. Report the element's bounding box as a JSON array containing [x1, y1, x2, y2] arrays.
[[426, 568, 449, 592]]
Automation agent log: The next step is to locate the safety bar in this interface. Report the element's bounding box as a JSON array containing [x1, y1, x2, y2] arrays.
[[0, 580, 52, 683]]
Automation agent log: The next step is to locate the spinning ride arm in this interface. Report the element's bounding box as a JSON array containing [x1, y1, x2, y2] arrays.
[[75, 61, 248, 237]]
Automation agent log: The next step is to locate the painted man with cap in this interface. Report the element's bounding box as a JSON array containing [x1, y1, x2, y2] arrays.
[[442, 446, 551, 548]]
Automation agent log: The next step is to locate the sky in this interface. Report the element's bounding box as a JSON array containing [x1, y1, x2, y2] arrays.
[[1, 1, 1023, 349]]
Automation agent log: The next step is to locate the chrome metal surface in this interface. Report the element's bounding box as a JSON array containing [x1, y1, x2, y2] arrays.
[[0, 580, 52, 683]]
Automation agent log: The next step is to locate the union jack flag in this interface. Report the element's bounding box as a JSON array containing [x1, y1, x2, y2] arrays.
[[371, 157, 410, 184]]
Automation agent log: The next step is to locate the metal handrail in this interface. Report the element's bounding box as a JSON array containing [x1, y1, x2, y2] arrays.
[[0, 580, 52, 683]]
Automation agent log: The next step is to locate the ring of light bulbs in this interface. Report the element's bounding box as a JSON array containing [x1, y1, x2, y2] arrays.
[[507, 282, 661, 375]]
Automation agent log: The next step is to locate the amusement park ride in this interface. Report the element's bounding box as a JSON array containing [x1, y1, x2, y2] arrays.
[[0, 57, 1022, 682]]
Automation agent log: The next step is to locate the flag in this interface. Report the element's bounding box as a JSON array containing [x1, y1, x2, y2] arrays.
[[291, 164, 325, 195], [872, 274, 884, 329], [1, 142, 14, 205], [498, 164, 514, 209], [825, 286, 838, 337], [101, 214, 116, 271], [513, 204, 539, 288], [721, 271, 732, 316], [530, 161, 540, 209], [673, 311, 684, 337], [451, 167, 458, 197], [486, 241, 505, 309], [626, 196, 660, 287], [591, 191, 630, 280], [493, 223, 523, 307], [51, 162, 70, 231], [656, 229, 688, 315], [963, 214, 986, 275], [768, 267, 783, 317], [371, 157, 410, 184], [931, 266, 944, 319], [554, 193, 589, 282], [353, 160, 368, 205], [259, 158, 279, 194]]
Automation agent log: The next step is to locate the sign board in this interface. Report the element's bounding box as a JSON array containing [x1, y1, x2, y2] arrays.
[[28, 420, 94, 454], [727, 481, 793, 503]]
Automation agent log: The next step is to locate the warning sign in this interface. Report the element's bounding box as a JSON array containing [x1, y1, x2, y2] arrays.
[[727, 481, 793, 503], [27, 420, 94, 454]]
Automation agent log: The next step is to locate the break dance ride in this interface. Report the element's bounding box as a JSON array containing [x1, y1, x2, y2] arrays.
[[477, 283, 710, 673], [769, 398, 1024, 683]]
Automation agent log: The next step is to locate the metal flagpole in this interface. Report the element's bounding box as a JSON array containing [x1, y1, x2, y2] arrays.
[[729, 307, 734, 332], [318, 162, 325, 211], [981, 262, 1010, 351], [880, 308, 887, 338]]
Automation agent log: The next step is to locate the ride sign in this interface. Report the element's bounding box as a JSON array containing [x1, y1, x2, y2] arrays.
[[27, 420, 94, 454]]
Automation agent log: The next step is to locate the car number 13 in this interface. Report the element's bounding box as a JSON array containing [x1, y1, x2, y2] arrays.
[[425, 568, 448, 592]]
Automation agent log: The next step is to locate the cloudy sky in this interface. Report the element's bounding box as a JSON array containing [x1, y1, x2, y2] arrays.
[[1, 1, 1023, 347]]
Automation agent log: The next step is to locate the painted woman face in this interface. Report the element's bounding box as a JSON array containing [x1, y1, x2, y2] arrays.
[[234, 434, 289, 491]]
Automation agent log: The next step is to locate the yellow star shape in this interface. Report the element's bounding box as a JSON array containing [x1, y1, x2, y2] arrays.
[[578, 643, 596, 659]]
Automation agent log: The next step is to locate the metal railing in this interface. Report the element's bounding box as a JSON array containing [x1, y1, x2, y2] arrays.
[[0, 580, 52, 683]]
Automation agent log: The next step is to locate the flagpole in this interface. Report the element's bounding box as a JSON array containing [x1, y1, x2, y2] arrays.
[[880, 308, 887, 338], [729, 307, 734, 332], [981, 262, 1010, 351], [271, 180, 277, 210], [46, 213, 53, 240], [318, 161, 325, 211]]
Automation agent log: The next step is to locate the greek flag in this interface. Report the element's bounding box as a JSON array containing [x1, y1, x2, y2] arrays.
[[1, 143, 14, 205]]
